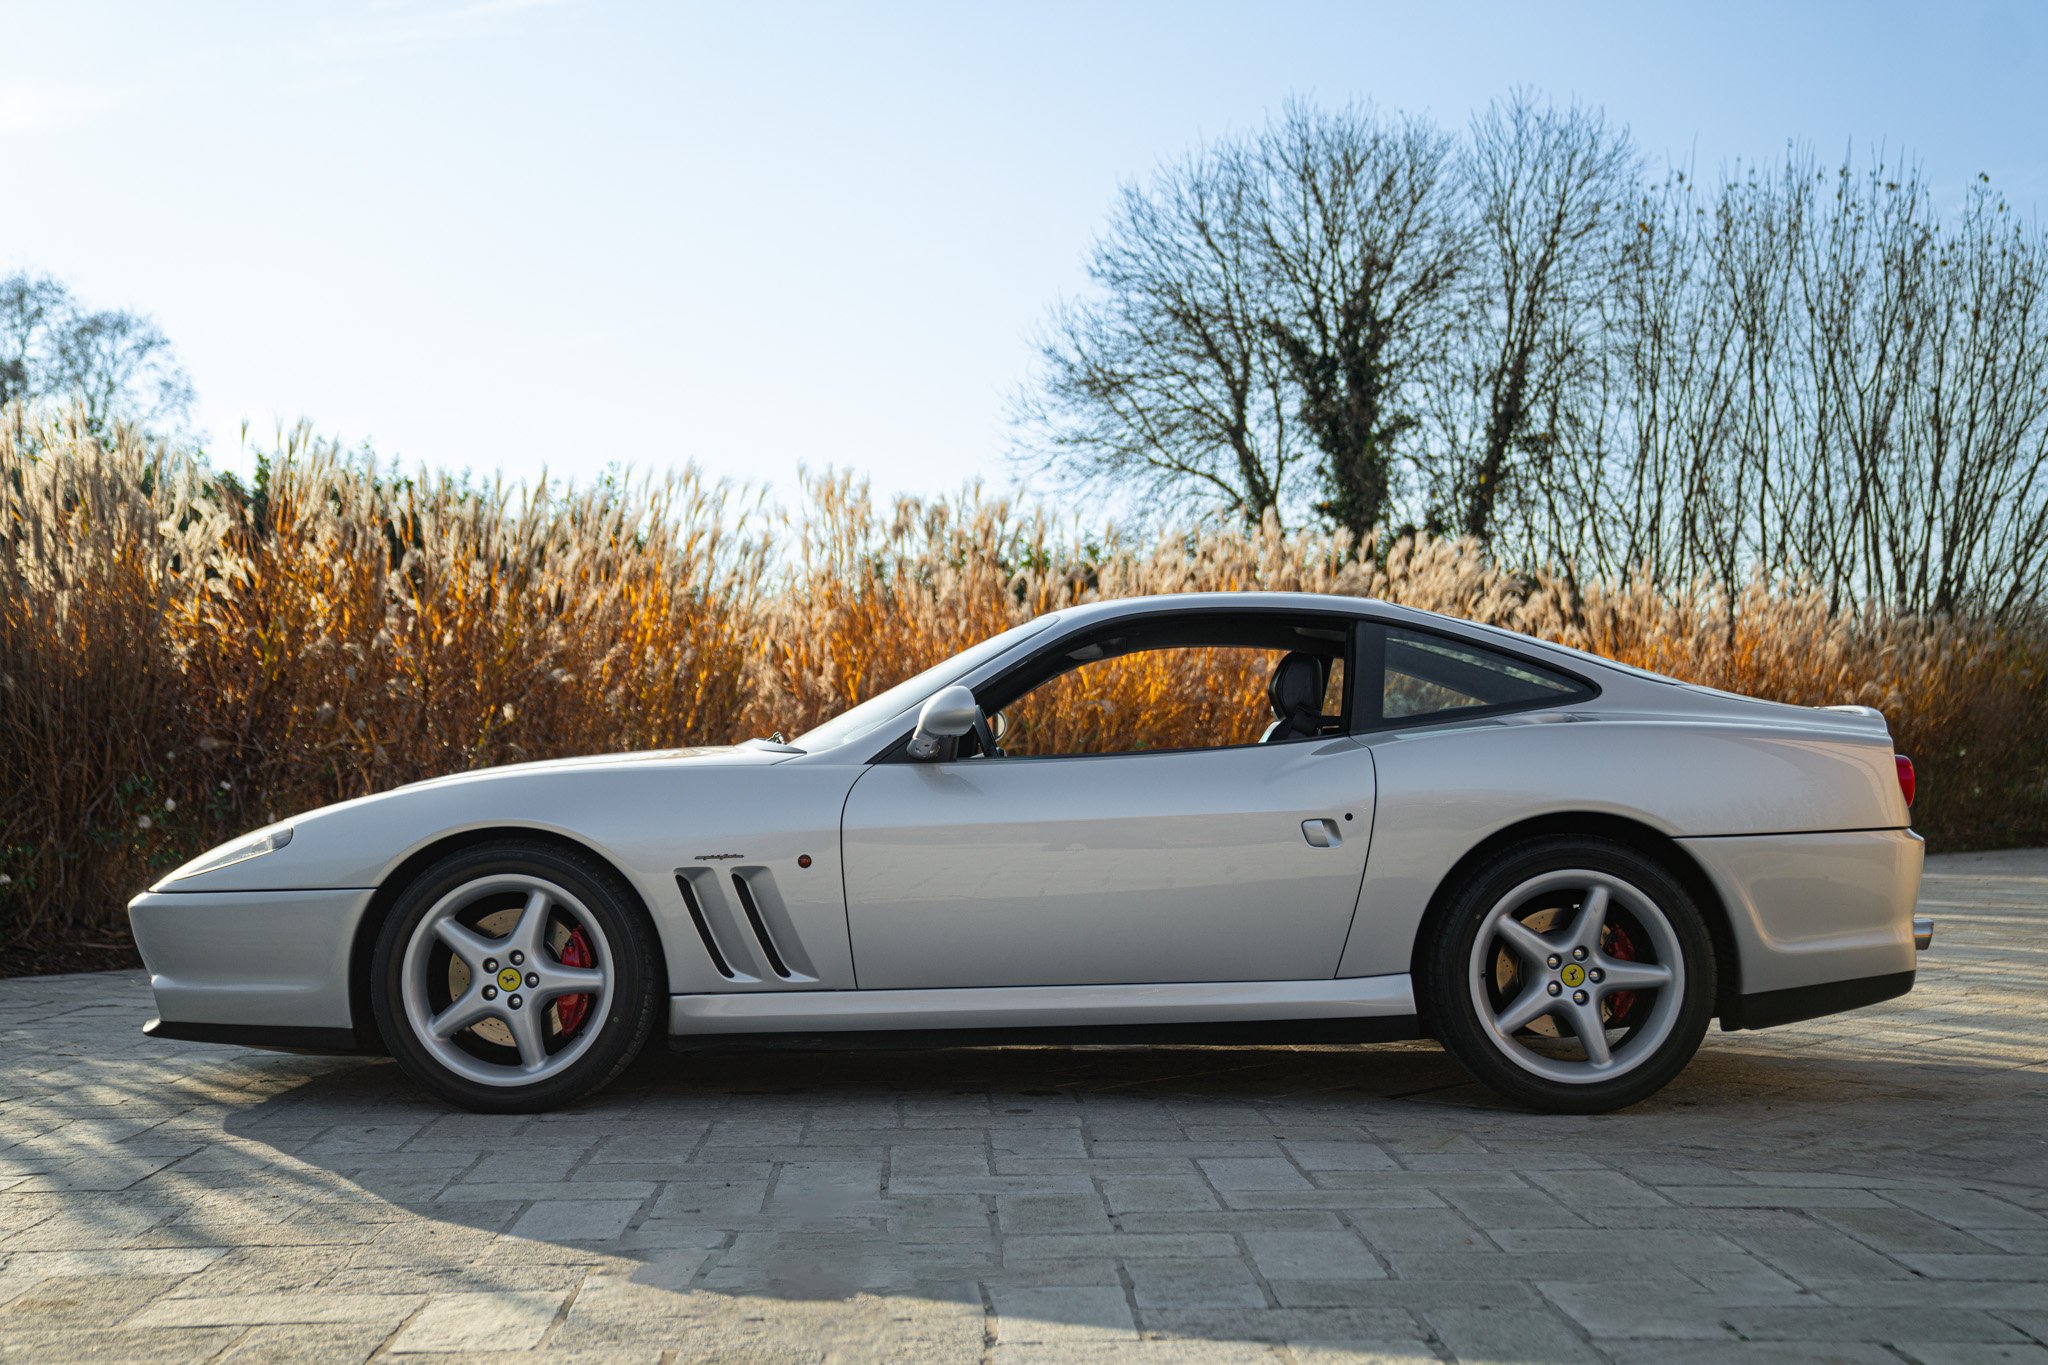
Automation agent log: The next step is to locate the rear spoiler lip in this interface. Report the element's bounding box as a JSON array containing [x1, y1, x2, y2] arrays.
[[1818, 702, 1896, 739], [1613, 688, 1897, 743]]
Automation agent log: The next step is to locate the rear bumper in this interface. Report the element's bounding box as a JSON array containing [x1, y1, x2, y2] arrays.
[[127, 886, 372, 1033], [1679, 827, 1924, 998], [1719, 968, 1915, 1031]]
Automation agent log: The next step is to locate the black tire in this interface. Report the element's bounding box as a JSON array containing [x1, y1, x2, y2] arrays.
[[1419, 836, 1716, 1114], [370, 839, 662, 1113]]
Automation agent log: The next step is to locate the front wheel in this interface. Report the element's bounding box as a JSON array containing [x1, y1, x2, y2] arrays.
[[370, 840, 662, 1112], [1420, 838, 1716, 1114]]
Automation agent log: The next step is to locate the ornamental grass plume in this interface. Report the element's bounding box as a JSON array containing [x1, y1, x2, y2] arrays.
[[2, 411, 2042, 961]]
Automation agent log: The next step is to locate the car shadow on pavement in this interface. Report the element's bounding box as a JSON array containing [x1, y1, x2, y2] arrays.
[[191, 1027, 2048, 1352]]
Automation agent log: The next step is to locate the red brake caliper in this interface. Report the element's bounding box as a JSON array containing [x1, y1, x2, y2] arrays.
[[1605, 924, 1638, 1025], [555, 927, 595, 1037]]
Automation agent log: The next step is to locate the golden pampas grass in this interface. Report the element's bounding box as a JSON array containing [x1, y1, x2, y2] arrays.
[[3, 414, 2042, 950]]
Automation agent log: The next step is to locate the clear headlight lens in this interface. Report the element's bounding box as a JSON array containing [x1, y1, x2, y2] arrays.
[[162, 825, 294, 883]]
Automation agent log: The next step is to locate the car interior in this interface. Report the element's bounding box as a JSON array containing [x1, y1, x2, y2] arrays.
[[955, 612, 1354, 759]]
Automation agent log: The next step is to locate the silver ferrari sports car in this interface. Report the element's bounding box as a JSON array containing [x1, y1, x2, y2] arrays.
[[130, 593, 1931, 1113]]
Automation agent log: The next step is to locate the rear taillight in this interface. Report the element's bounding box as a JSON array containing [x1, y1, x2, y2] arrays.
[[1895, 754, 1916, 806]]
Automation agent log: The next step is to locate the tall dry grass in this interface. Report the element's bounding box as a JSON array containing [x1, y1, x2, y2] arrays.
[[4, 415, 2044, 962]]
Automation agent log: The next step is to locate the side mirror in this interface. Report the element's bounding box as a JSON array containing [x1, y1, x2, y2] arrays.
[[906, 685, 981, 761]]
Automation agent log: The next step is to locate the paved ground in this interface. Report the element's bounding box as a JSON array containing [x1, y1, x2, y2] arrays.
[[1, 851, 2044, 1363]]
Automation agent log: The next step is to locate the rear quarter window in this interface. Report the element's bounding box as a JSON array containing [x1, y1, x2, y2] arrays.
[[1370, 625, 1591, 726]]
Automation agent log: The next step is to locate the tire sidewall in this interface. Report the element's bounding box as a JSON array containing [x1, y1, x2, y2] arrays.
[[370, 841, 660, 1113], [1423, 838, 1716, 1114]]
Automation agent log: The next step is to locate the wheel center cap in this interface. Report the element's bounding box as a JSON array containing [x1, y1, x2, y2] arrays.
[[1559, 963, 1586, 988], [497, 967, 523, 992]]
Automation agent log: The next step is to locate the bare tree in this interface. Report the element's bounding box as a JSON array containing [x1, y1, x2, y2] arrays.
[[1017, 146, 1305, 525], [0, 275, 70, 409], [1018, 105, 1470, 530], [1806, 162, 2048, 619], [1597, 152, 2048, 622], [1601, 162, 1805, 593], [0, 271, 195, 435], [1252, 102, 1470, 537], [1913, 178, 2048, 617], [1023, 95, 2048, 621], [1430, 92, 1636, 556]]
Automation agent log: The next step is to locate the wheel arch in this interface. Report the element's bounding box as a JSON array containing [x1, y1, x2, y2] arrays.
[[346, 824, 662, 1052], [1407, 811, 1742, 1030]]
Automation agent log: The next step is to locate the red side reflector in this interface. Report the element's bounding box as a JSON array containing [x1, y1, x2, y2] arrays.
[[1895, 754, 1916, 806]]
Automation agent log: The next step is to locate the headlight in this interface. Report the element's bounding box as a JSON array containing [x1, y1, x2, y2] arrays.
[[161, 825, 294, 884]]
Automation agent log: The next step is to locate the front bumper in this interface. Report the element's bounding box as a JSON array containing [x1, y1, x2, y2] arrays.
[[142, 1016, 367, 1054], [127, 886, 374, 1033]]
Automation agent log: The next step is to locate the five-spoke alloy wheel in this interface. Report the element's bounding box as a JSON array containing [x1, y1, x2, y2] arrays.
[[1422, 837, 1715, 1113], [371, 840, 662, 1112]]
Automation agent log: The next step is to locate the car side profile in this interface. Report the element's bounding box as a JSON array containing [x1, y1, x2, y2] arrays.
[[128, 593, 1931, 1114]]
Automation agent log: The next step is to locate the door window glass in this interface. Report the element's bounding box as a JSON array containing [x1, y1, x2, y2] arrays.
[[971, 614, 1353, 759], [1000, 647, 1344, 757]]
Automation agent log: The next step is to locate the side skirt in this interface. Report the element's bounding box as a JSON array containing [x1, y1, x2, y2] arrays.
[[1718, 969, 1915, 1032], [667, 1015, 1424, 1053], [669, 974, 1418, 1043]]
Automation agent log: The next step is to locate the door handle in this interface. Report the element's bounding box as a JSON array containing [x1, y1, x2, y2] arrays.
[[1301, 818, 1342, 848]]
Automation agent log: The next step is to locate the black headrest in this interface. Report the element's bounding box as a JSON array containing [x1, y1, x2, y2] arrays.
[[1266, 652, 1324, 738]]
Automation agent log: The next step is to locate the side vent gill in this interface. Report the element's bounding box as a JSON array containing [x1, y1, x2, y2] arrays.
[[674, 871, 747, 981], [731, 867, 818, 983], [729, 872, 791, 978]]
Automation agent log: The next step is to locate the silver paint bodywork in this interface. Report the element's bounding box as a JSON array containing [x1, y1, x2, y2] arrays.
[[127, 592, 1923, 1042], [128, 887, 370, 1028], [840, 736, 1375, 989]]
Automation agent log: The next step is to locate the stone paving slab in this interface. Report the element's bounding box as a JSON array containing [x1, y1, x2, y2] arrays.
[[1, 849, 2045, 1361]]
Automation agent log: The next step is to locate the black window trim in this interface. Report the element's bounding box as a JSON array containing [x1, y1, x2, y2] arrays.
[[868, 605, 1363, 765], [1353, 616, 1600, 734]]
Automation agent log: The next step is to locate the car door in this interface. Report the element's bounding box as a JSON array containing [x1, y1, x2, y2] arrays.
[[838, 736, 1377, 990]]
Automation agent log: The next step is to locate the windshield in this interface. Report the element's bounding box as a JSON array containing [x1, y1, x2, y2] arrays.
[[788, 616, 1059, 752]]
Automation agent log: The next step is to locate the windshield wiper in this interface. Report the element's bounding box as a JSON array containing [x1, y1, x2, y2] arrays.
[[740, 737, 805, 754]]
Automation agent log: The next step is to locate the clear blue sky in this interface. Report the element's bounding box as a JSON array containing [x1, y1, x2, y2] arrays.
[[4, 0, 2042, 510]]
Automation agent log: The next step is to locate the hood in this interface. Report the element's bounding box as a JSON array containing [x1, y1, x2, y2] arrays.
[[149, 743, 795, 893], [392, 743, 791, 793]]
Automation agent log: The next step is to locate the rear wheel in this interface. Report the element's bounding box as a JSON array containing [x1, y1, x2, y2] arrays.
[[370, 840, 661, 1112], [1420, 837, 1715, 1113]]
